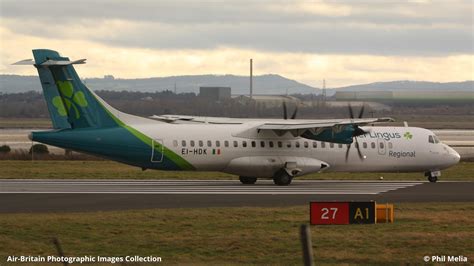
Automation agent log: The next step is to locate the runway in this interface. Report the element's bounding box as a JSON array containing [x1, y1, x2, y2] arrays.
[[0, 179, 473, 213], [0, 179, 422, 195]]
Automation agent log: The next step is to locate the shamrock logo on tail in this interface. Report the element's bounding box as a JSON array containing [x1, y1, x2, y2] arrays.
[[404, 132, 413, 140], [52, 81, 88, 119]]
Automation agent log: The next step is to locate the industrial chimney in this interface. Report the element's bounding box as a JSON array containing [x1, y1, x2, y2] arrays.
[[250, 58, 253, 100]]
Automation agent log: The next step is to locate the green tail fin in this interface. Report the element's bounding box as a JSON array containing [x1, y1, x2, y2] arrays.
[[33, 49, 116, 129]]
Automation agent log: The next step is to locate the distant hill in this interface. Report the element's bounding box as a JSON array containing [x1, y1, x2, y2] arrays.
[[0, 74, 317, 95], [1, 74, 472, 95], [0, 75, 41, 93], [335, 80, 473, 92]]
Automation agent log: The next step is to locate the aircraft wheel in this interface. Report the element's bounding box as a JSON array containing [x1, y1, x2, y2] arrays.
[[239, 176, 257, 184], [273, 170, 292, 186], [428, 175, 438, 183]]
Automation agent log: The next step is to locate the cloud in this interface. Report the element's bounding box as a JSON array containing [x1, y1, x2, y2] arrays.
[[2, 27, 472, 87], [1, 0, 472, 55], [1, 0, 472, 86]]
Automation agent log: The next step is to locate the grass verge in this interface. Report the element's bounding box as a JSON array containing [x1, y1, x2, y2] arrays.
[[0, 203, 473, 265], [0, 160, 473, 181]]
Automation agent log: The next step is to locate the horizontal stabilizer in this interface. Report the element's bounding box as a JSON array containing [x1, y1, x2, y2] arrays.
[[40, 59, 87, 66], [12, 58, 87, 66], [12, 59, 34, 65]]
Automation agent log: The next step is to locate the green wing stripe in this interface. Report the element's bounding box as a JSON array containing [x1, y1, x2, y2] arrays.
[[93, 94, 195, 170]]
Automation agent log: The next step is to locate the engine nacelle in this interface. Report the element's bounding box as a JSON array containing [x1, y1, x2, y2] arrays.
[[223, 156, 329, 178]]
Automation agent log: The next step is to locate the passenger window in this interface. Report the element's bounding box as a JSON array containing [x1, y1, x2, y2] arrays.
[[321, 142, 326, 148], [287, 142, 292, 148], [363, 142, 367, 149], [173, 140, 178, 147], [388, 142, 393, 149], [182, 140, 186, 147], [251, 141, 256, 148], [190, 140, 195, 147], [207, 140, 212, 147], [304, 141, 309, 148], [338, 143, 343, 148], [199, 140, 203, 147], [278, 141, 283, 148], [428, 135, 434, 144], [380, 142, 384, 149], [224, 140, 229, 147], [295, 142, 300, 148], [371, 142, 376, 149], [269, 141, 274, 148], [354, 142, 359, 149], [330, 143, 334, 148], [243, 141, 247, 148], [260, 141, 265, 148], [313, 142, 317, 148], [216, 141, 220, 147], [233, 141, 238, 147]]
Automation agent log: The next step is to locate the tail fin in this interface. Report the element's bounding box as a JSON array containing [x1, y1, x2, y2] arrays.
[[32, 49, 116, 129]]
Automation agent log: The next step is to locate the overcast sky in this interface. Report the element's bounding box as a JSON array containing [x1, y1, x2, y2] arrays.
[[0, 0, 472, 87]]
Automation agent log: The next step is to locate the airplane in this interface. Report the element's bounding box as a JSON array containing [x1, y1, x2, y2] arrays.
[[13, 49, 460, 185]]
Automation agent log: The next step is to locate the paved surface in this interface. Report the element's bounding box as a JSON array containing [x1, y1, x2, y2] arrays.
[[0, 179, 473, 213]]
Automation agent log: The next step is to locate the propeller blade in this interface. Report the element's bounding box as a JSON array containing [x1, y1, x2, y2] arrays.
[[283, 102, 288, 120], [348, 104, 354, 119], [345, 143, 351, 162], [290, 105, 298, 119], [358, 104, 365, 118], [355, 137, 364, 160]]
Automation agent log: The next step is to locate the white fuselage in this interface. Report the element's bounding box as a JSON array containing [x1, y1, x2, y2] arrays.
[[133, 121, 460, 178]]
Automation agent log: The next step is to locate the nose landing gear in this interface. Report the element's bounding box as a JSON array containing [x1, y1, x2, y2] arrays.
[[425, 171, 440, 183]]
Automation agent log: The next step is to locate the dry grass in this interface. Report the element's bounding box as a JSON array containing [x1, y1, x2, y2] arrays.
[[0, 203, 473, 265]]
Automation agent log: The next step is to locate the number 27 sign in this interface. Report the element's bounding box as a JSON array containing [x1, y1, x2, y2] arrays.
[[310, 202, 376, 225]]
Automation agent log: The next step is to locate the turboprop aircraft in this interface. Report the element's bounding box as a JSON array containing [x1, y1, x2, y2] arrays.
[[14, 49, 460, 185]]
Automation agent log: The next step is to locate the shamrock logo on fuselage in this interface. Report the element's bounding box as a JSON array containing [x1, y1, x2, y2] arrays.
[[404, 132, 413, 140], [52, 81, 88, 119]]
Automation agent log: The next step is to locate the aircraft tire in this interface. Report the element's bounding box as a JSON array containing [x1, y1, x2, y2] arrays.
[[428, 175, 438, 183], [273, 169, 292, 186], [239, 176, 257, 184]]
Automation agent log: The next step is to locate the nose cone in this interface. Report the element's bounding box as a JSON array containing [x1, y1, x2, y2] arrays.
[[447, 146, 461, 165], [452, 150, 461, 164]]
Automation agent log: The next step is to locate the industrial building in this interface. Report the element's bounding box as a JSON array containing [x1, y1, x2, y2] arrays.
[[199, 86, 231, 101], [233, 95, 300, 108]]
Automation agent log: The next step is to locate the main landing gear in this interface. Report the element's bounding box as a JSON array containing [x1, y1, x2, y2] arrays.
[[425, 171, 440, 183], [273, 169, 293, 186], [239, 176, 257, 185]]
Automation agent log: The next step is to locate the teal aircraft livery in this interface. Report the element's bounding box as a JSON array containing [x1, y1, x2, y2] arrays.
[[14, 49, 460, 185]]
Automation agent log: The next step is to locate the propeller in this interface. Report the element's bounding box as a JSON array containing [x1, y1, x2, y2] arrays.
[[345, 104, 368, 162], [283, 102, 298, 120]]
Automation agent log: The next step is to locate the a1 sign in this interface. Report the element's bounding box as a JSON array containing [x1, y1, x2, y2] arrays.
[[349, 202, 376, 224], [310, 202, 376, 225], [310, 202, 349, 225]]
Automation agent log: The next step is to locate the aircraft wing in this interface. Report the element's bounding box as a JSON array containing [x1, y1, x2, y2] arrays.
[[257, 117, 393, 130], [255, 117, 394, 144], [150, 115, 244, 124]]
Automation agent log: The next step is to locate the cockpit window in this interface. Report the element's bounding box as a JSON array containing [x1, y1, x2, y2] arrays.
[[429, 135, 440, 144], [428, 135, 434, 143]]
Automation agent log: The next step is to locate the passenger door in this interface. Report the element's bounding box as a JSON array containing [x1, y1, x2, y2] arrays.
[[151, 139, 164, 163]]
